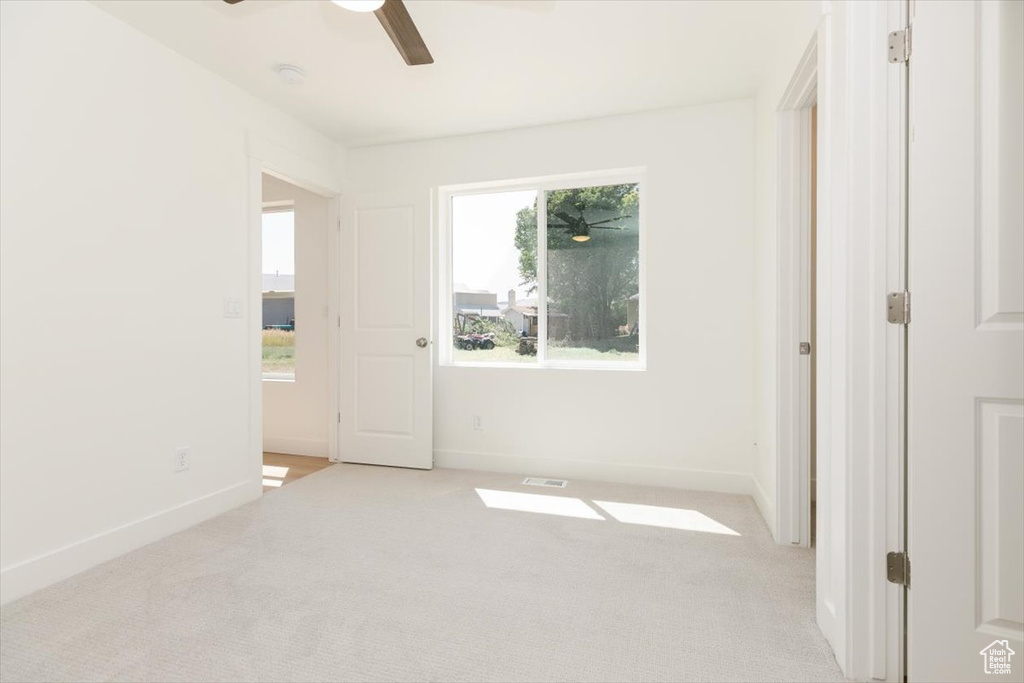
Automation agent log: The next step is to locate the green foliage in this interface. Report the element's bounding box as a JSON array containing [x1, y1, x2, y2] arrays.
[[514, 183, 639, 343], [262, 329, 295, 373], [514, 206, 538, 293], [463, 317, 520, 348]]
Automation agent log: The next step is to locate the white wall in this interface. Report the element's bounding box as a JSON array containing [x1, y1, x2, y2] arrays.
[[751, 2, 824, 536], [261, 175, 330, 457], [347, 101, 756, 494], [0, 0, 343, 603]]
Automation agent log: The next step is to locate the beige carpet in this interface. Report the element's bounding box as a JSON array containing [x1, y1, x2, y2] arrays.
[[0, 465, 843, 682]]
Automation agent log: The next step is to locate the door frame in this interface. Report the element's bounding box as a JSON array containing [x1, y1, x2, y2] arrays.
[[245, 132, 344, 485], [775, 2, 908, 679], [775, 36, 818, 550]]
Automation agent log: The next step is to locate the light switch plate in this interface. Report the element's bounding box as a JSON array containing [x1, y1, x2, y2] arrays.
[[223, 297, 244, 319]]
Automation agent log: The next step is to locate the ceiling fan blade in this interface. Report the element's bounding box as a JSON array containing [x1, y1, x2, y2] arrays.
[[374, 0, 433, 66]]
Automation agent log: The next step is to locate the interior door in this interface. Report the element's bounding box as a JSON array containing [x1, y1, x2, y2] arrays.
[[908, 1, 1024, 680], [339, 191, 433, 469]]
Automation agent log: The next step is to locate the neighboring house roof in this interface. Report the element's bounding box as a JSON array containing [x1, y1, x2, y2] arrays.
[[455, 305, 501, 316], [262, 273, 295, 292]]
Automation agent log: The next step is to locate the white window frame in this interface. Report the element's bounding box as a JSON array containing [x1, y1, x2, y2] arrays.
[[439, 167, 647, 371], [261, 201, 297, 382]]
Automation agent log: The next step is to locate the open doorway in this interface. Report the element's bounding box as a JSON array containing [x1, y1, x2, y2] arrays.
[[260, 173, 335, 491]]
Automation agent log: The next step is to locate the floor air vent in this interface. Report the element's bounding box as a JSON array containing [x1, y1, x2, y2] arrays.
[[522, 477, 568, 488]]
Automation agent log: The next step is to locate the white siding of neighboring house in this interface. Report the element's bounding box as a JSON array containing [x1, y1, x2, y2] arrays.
[[504, 307, 526, 334]]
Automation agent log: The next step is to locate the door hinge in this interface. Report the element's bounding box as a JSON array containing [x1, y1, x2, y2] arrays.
[[799, 341, 812, 355], [887, 291, 911, 324], [887, 551, 911, 586], [888, 27, 910, 64], [337, 412, 341, 424]]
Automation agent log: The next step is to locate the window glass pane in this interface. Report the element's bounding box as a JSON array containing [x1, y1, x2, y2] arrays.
[[451, 190, 538, 363], [545, 184, 640, 362], [262, 210, 296, 376]]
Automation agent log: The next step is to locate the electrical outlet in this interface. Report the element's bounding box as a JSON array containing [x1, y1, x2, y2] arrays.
[[173, 446, 190, 473], [473, 415, 484, 430]]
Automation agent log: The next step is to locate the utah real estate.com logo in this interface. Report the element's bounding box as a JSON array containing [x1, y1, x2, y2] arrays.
[[980, 640, 1015, 676]]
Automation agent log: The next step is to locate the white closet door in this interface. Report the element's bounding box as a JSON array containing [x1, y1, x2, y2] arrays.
[[339, 191, 432, 469], [907, 1, 1024, 679]]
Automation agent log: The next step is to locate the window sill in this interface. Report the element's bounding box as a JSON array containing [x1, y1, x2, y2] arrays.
[[262, 373, 296, 382], [440, 361, 645, 372]]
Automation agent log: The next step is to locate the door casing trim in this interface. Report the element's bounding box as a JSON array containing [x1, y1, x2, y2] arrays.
[[246, 133, 344, 472], [775, 3, 907, 680]]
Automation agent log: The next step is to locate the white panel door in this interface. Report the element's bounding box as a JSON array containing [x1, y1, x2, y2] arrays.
[[339, 191, 432, 469], [908, 1, 1024, 680]]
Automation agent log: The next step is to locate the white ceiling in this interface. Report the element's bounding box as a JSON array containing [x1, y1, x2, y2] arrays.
[[92, 0, 806, 147]]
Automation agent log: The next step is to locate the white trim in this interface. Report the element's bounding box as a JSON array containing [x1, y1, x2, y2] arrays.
[[775, 37, 817, 550], [436, 187, 452, 368], [438, 167, 646, 196], [863, 1, 908, 680], [882, 3, 908, 680], [537, 188, 549, 364], [326, 192, 342, 463], [247, 158, 264, 487], [261, 200, 295, 213], [811, 2, 907, 679], [246, 132, 343, 468], [247, 134, 341, 198], [262, 437, 329, 458], [437, 167, 646, 371], [752, 476, 776, 538], [779, 37, 820, 111], [815, 4, 842, 665], [441, 362, 645, 372], [434, 449, 754, 496], [0, 480, 257, 605]]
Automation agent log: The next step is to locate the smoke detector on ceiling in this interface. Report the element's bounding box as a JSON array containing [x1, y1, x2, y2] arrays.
[[275, 64, 306, 86]]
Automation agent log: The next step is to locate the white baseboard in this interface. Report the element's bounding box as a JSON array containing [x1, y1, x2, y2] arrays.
[[262, 437, 328, 457], [751, 475, 776, 540], [0, 480, 259, 605], [434, 449, 754, 495]]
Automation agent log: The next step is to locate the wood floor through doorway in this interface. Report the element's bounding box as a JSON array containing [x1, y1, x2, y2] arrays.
[[263, 452, 333, 491]]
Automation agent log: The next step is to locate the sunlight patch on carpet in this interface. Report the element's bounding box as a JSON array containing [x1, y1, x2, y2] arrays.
[[475, 488, 605, 520], [592, 500, 740, 535]]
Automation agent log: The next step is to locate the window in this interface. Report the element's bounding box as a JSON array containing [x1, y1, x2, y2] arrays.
[[262, 205, 296, 378], [444, 171, 643, 368]]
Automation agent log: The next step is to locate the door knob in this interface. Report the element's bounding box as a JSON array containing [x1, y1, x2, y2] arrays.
[[416, 337, 428, 348]]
